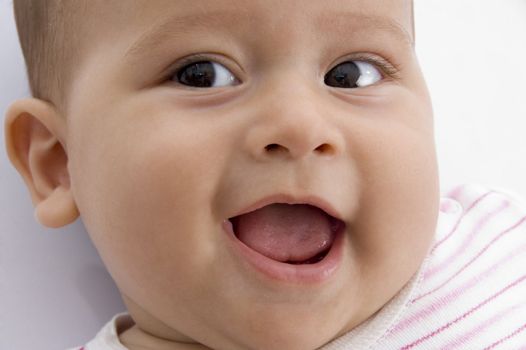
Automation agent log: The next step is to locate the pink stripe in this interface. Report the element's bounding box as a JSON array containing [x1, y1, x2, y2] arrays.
[[413, 215, 526, 303], [446, 184, 467, 199], [444, 302, 520, 349], [424, 199, 509, 280], [430, 190, 494, 255], [389, 239, 526, 335], [483, 323, 526, 350], [399, 274, 526, 350]]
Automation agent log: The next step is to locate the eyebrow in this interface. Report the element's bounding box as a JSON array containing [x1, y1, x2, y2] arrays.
[[124, 11, 242, 64], [124, 10, 414, 64], [316, 12, 414, 48]]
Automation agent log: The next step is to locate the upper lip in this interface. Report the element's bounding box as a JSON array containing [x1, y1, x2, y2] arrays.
[[228, 193, 345, 223]]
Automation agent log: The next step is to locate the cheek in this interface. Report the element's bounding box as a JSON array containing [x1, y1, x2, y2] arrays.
[[333, 94, 439, 314], [70, 114, 229, 300], [350, 115, 439, 288]]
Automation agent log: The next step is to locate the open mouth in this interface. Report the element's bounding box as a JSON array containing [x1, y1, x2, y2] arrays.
[[228, 203, 345, 265]]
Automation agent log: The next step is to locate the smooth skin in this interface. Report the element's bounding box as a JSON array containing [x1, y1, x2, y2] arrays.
[[5, 1, 439, 349]]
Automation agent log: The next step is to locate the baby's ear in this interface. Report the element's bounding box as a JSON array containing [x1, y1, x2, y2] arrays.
[[4, 98, 79, 228]]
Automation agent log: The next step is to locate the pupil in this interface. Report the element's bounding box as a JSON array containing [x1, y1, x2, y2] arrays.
[[324, 61, 360, 88], [178, 61, 215, 87]]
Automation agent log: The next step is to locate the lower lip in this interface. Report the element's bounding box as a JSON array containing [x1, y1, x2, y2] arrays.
[[221, 220, 345, 285]]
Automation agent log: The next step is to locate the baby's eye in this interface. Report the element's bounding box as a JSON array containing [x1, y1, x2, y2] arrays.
[[175, 61, 238, 88], [324, 61, 382, 89]]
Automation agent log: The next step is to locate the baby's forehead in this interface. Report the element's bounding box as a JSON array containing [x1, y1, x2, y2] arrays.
[[113, 1, 413, 63], [85, 1, 413, 51]]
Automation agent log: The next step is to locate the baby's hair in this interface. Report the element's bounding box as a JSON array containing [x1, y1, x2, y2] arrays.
[[13, 0, 86, 116]]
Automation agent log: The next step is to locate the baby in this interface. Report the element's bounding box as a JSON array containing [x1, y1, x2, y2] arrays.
[[4, 0, 526, 349]]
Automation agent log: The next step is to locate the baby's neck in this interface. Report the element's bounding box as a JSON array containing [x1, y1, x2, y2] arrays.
[[119, 325, 212, 350]]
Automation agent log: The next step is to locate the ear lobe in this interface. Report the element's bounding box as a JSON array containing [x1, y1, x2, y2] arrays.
[[34, 185, 79, 228], [4, 98, 80, 228]]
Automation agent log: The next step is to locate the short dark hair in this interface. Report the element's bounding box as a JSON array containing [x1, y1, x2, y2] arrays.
[[13, 0, 86, 115]]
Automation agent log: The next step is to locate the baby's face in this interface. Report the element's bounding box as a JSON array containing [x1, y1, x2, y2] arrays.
[[65, 0, 439, 349]]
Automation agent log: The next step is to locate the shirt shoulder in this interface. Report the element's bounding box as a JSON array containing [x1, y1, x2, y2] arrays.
[[444, 182, 526, 214], [67, 312, 133, 350], [375, 183, 526, 349]]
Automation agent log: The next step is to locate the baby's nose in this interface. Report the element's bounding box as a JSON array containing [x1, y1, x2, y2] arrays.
[[243, 83, 345, 162]]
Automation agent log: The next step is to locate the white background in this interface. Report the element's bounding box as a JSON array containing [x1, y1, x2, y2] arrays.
[[1, 1, 526, 349]]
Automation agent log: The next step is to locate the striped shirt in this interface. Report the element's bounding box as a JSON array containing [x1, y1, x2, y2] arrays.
[[69, 184, 526, 350], [323, 183, 526, 349]]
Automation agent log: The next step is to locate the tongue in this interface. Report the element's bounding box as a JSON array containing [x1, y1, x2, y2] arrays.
[[232, 204, 336, 263]]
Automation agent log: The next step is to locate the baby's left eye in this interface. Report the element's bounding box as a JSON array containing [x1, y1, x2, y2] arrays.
[[324, 61, 382, 89]]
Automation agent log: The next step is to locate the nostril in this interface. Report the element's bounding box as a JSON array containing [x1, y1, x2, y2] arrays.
[[265, 144, 282, 152], [315, 143, 334, 155]]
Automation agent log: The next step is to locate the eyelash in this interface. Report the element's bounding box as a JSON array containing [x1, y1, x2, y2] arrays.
[[341, 53, 402, 80], [165, 52, 401, 85]]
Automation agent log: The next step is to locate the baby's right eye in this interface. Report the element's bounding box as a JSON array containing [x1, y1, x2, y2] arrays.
[[174, 61, 239, 88]]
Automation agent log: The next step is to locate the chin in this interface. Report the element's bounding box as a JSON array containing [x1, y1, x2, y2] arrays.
[[220, 308, 346, 350]]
